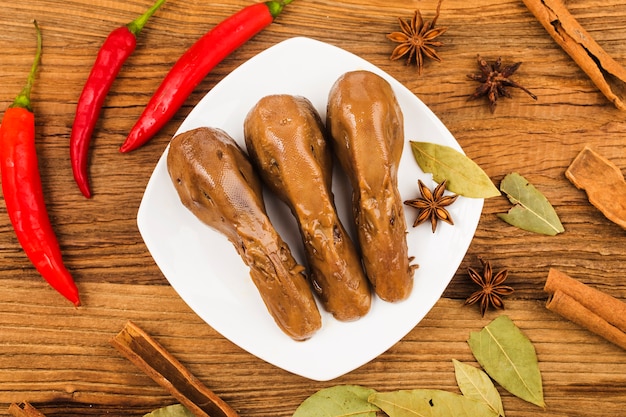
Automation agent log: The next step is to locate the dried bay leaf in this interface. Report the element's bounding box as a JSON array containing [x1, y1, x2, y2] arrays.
[[143, 404, 195, 417], [369, 389, 498, 417], [467, 316, 545, 408], [498, 172, 564, 235], [409, 141, 500, 198], [453, 360, 505, 417], [292, 385, 379, 417]]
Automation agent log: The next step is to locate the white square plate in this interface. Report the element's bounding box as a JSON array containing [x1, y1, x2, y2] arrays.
[[137, 37, 482, 381]]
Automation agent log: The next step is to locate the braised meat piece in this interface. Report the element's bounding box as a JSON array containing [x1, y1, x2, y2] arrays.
[[244, 95, 371, 321], [167, 127, 322, 340], [326, 71, 416, 302]]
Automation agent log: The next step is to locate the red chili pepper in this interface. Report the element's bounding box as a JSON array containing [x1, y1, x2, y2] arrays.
[[0, 22, 80, 306], [120, 0, 294, 153], [70, 0, 166, 198]]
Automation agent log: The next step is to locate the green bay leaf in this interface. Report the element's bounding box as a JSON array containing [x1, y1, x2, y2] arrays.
[[369, 389, 498, 417], [497, 172, 564, 235], [409, 141, 500, 198], [292, 385, 379, 417], [467, 316, 545, 408], [453, 359, 505, 417], [143, 404, 195, 417]]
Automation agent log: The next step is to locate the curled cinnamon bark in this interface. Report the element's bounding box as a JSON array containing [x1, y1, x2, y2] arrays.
[[8, 402, 46, 417], [565, 146, 626, 229], [547, 290, 626, 350], [111, 321, 239, 417], [544, 269, 626, 350], [522, 0, 626, 109]]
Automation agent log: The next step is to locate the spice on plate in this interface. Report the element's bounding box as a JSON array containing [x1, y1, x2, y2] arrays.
[[404, 179, 458, 233], [465, 257, 513, 316], [386, 0, 447, 75], [409, 141, 501, 198], [467, 55, 537, 113]]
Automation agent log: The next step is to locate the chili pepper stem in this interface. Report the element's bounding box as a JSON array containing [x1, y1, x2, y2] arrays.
[[11, 21, 42, 111], [127, 0, 167, 35], [267, 0, 294, 18]]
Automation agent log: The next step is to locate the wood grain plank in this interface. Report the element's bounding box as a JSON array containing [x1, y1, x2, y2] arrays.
[[1, 0, 626, 415]]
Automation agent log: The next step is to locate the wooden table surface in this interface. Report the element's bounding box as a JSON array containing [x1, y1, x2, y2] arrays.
[[1, 0, 626, 416]]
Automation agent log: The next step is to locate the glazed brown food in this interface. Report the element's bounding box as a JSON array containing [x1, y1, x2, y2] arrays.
[[326, 70, 416, 302], [167, 127, 322, 341], [244, 95, 371, 321]]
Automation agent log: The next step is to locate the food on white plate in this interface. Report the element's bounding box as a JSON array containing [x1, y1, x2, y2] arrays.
[[244, 94, 371, 321], [326, 70, 417, 302], [166, 127, 322, 341]]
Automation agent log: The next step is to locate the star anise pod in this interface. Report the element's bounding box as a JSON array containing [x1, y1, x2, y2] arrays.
[[467, 55, 537, 113], [404, 179, 458, 233], [386, 0, 447, 75], [465, 257, 514, 317]]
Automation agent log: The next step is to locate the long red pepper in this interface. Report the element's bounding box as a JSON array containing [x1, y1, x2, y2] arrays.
[[0, 22, 80, 306], [120, 0, 294, 153], [70, 0, 166, 198]]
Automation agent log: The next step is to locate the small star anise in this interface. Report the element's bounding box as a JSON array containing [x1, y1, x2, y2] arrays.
[[465, 257, 514, 317], [404, 179, 458, 233], [386, 0, 447, 75], [467, 55, 537, 113]]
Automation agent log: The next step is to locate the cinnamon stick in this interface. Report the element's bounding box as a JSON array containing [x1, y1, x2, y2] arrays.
[[8, 402, 46, 417], [111, 321, 239, 417], [522, 0, 626, 109], [565, 146, 626, 230], [546, 290, 626, 350], [544, 268, 626, 350]]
